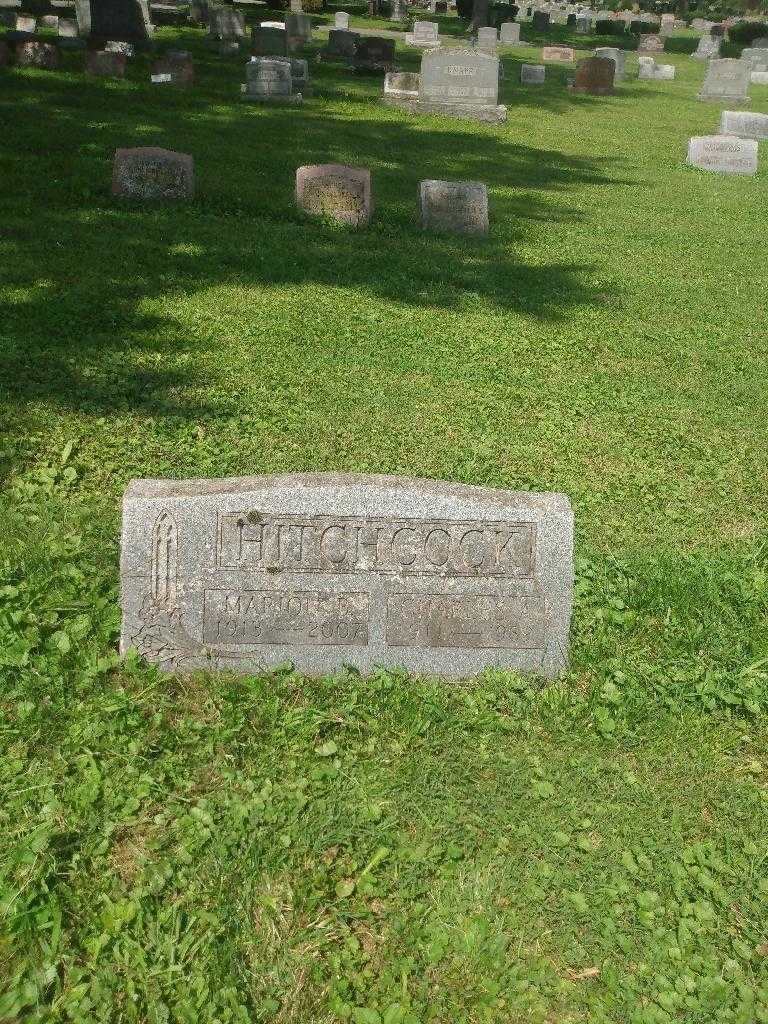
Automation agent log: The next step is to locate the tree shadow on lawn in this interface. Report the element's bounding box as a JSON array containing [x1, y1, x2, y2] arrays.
[[0, 62, 628, 423]]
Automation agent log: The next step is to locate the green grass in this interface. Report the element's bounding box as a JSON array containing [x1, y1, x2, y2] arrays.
[[1, 11, 768, 1022]]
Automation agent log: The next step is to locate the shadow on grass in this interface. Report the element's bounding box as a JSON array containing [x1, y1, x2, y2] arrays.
[[0, 34, 626, 422]]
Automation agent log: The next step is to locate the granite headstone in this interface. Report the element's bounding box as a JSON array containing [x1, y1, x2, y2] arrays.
[[112, 147, 194, 199], [698, 58, 750, 102], [687, 134, 757, 174], [420, 179, 489, 236], [720, 109, 768, 139], [296, 165, 372, 226]]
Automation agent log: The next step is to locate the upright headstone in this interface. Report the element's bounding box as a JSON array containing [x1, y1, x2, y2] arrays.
[[542, 45, 574, 62], [88, 0, 152, 44], [112, 147, 194, 199], [572, 54, 613, 93], [520, 62, 545, 82], [499, 21, 520, 44], [334, 10, 349, 29], [420, 180, 489, 236], [352, 36, 395, 72], [295, 165, 371, 226], [532, 9, 549, 31], [320, 28, 359, 61], [637, 33, 663, 54], [243, 57, 300, 102], [151, 49, 194, 86], [575, 14, 590, 33], [698, 58, 750, 102], [119, 474, 574, 678], [86, 48, 126, 75], [720, 109, 768, 140], [476, 26, 498, 54], [406, 21, 440, 48], [58, 17, 78, 36], [594, 45, 624, 79], [693, 35, 720, 60], [289, 0, 301, 10], [659, 12, 674, 36], [74, 0, 90, 35], [418, 48, 506, 122], [285, 11, 311, 47], [390, 0, 407, 21], [686, 135, 757, 174], [251, 24, 288, 57], [740, 47, 768, 70]]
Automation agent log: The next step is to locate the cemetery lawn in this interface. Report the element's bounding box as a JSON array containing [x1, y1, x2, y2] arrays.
[[1, 10, 768, 1023]]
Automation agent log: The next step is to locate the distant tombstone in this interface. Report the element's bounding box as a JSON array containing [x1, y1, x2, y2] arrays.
[[16, 40, 59, 66], [406, 20, 439, 48], [740, 47, 768, 70], [151, 50, 193, 85], [290, 0, 301, 10], [638, 59, 674, 80], [532, 9, 548, 30], [433, 0, 447, 11], [542, 45, 574, 61], [58, 17, 78, 35], [520, 61, 544, 82], [418, 48, 506, 122], [74, 0, 90, 34], [572, 54, 613, 93], [252, 25, 288, 56], [751, 69, 768, 84], [119, 474, 573, 678], [334, 10, 349, 29], [208, 5, 245, 39], [710, 23, 725, 37], [296, 164, 371, 226], [575, 15, 590, 33], [40, 14, 59, 28], [499, 21, 520, 43], [112, 147, 194, 199], [637, 33, 663, 54], [720, 109, 768, 140], [476, 26, 497, 53], [285, 11, 311, 46], [594, 45, 624, 79], [15, 13, 35, 31], [243, 56, 299, 102], [691, 17, 705, 31], [390, 0, 407, 21], [88, 0, 152, 44], [383, 69, 420, 100], [659, 12, 674, 36], [352, 35, 395, 71], [693, 35, 720, 60], [86, 48, 126, 75], [321, 28, 359, 60], [288, 56, 309, 93], [420, 179, 489, 235], [686, 134, 757, 174], [698, 58, 750, 102]]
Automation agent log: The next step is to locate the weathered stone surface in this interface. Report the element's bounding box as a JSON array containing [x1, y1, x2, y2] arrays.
[[687, 134, 757, 174], [112, 147, 194, 199], [741, 47, 768, 70], [16, 40, 59, 67], [285, 11, 311, 46], [520, 62, 544, 83], [638, 59, 675, 80], [751, 69, 768, 84], [151, 50, 193, 85], [698, 58, 750, 102], [296, 164, 371, 226], [320, 28, 359, 61], [244, 56, 299, 102], [208, 5, 245, 39], [119, 473, 574, 679], [692, 35, 720, 60], [575, 15, 591, 34], [352, 36, 395, 71], [40, 14, 59, 29], [499, 21, 520, 44], [420, 179, 489, 236], [86, 48, 126, 75], [476, 26, 498, 54], [720, 109, 768, 139], [383, 69, 419, 100], [637, 33, 663, 54], [405, 20, 439, 48], [390, 0, 407, 21], [58, 17, 78, 36], [89, 0, 152, 43], [334, 10, 348, 29], [572, 54, 614, 94], [15, 13, 35, 31], [251, 24, 288, 56], [417, 48, 506, 122], [542, 45, 574, 62], [594, 45, 625, 79]]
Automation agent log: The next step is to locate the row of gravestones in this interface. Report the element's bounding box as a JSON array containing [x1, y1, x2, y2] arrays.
[[110, 149, 490, 235]]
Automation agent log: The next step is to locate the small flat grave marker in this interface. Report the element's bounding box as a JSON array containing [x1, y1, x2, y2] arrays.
[[500, 21, 520, 44], [86, 48, 126, 76], [720, 109, 768, 140], [296, 164, 371, 226], [638, 60, 675, 80], [352, 36, 395, 72], [521, 62, 545, 83], [542, 45, 574, 62], [16, 40, 59, 67], [687, 134, 757, 174], [420, 179, 489, 236], [751, 70, 768, 84], [637, 33, 664, 54], [383, 70, 420, 100], [119, 473, 574, 678], [112, 147, 194, 200]]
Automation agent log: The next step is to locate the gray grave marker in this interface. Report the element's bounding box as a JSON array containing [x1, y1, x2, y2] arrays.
[[243, 57, 300, 102], [500, 21, 520, 44], [406, 20, 439, 48], [420, 179, 489, 236], [698, 58, 750, 102], [418, 48, 506, 122], [112, 147, 194, 199], [521, 62, 545, 83], [296, 164, 371, 225], [720, 109, 768, 139], [687, 134, 757, 174], [119, 473, 574, 679]]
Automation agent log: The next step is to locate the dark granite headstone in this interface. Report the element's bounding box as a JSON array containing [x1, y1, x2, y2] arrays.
[[88, 0, 152, 43], [572, 54, 614, 94], [86, 47, 126, 74], [532, 9, 548, 30], [352, 35, 395, 72], [251, 24, 288, 57]]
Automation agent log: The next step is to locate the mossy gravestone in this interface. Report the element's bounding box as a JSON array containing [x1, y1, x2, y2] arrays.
[[120, 474, 574, 678]]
